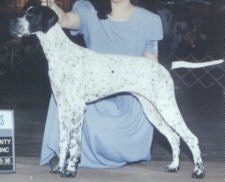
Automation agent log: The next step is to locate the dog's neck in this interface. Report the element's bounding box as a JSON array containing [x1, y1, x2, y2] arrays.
[[36, 23, 72, 48], [35, 23, 82, 63]]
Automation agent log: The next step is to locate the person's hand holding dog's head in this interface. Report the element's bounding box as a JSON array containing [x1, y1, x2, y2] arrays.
[[41, 0, 55, 7]]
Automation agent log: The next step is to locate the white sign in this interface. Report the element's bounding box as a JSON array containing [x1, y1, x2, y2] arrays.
[[0, 110, 15, 173], [0, 111, 14, 129]]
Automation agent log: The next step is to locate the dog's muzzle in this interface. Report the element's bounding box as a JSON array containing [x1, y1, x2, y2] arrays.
[[9, 17, 30, 37]]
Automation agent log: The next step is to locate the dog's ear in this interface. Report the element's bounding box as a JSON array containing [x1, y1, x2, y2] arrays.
[[23, 0, 41, 11], [41, 6, 58, 33]]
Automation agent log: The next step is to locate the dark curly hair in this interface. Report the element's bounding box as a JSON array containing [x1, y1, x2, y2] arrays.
[[89, 0, 138, 19]]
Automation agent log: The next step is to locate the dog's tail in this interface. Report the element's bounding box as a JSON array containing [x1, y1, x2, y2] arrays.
[[171, 59, 224, 69]]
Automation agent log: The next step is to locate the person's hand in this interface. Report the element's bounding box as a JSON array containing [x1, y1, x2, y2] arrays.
[[41, 0, 55, 7]]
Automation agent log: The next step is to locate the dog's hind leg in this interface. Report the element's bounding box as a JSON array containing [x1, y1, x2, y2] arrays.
[[134, 95, 181, 173], [147, 92, 205, 178]]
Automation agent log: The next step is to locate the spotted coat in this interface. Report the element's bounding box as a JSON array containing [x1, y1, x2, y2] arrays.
[[36, 23, 205, 178]]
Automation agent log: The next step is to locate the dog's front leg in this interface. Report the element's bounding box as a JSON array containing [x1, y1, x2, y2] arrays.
[[50, 97, 72, 175], [59, 101, 85, 177], [63, 104, 85, 178]]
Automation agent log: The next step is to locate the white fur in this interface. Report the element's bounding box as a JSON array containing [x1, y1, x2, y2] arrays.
[[171, 59, 223, 69]]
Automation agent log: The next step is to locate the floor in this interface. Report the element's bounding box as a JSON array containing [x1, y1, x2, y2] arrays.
[[1, 158, 224, 182]]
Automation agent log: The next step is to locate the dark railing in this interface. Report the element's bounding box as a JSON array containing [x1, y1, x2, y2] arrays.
[[0, 39, 51, 107], [170, 55, 225, 90]]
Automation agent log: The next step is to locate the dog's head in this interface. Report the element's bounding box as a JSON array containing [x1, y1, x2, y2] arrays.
[[9, 0, 58, 37]]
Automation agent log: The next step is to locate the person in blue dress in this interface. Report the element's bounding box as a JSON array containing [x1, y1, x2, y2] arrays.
[[40, 0, 163, 168]]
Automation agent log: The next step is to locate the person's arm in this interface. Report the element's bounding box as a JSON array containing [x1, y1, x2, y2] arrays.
[[143, 11, 163, 62], [143, 41, 158, 61], [41, 0, 80, 30], [143, 51, 158, 61]]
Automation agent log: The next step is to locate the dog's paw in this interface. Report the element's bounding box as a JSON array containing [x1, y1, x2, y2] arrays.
[[49, 156, 60, 174], [165, 165, 179, 173], [60, 170, 77, 178], [50, 165, 66, 175], [191, 163, 205, 178], [50, 166, 60, 174]]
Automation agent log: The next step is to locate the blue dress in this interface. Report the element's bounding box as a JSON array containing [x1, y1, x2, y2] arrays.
[[40, 0, 163, 168]]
